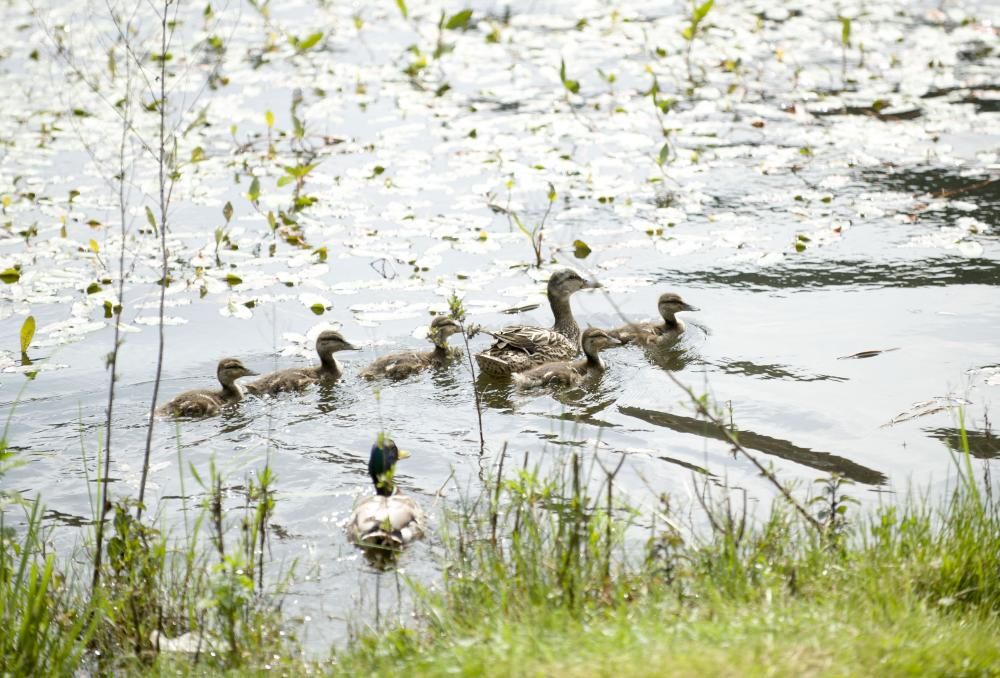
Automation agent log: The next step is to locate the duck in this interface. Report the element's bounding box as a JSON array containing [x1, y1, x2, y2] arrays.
[[609, 293, 699, 345], [157, 358, 258, 417], [346, 436, 425, 551], [360, 316, 463, 380], [246, 330, 359, 395], [512, 327, 622, 388], [475, 269, 601, 377]]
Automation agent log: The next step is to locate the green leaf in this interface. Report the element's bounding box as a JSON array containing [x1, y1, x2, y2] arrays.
[[445, 9, 473, 30], [296, 31, 323, 52], [694, 0, 714, 23], [547, 183, 557, 202], [19, 315, 35, 354], [840, 17, 852, 47], [395, 0, 408, 19], [265, 110, 275, 128], [86, 282, 102, 294], [248, 176, 261, 203], [1, 268, 21, 284], [277, 175, 295, 187], [190, 146, 205, 163], [222, 201, 233, 223], [559, 59, 580, 94], [310, 303, 325, 315], [573, 239, 592, 258], [225, 273, 242, 286], [313, 246, 328, 262], [145, 206, 157, 232], [657, 142, 671, 166], [89, 239, 100, 253]]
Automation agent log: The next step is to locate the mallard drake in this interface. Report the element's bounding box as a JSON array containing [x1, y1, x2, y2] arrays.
[[609, 293, 699, 345], [360, 316, 463, 380], [512, 327, 622, 388], [157, 358, 258, 417], [246, 331, 359, 395], [346, 436, 425, 550], [475, 269, 600, 377]]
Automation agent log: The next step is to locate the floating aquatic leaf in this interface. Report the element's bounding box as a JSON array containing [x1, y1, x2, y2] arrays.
[[573, 239, 592, 258], [225, 273, 242, 286], [0, 268, 20, 284], [89, 239, 99, 253]]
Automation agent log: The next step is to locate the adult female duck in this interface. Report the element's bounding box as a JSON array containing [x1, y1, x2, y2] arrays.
[[475, 269, 600, 377]]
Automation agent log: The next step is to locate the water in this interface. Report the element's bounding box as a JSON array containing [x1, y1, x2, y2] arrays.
[[1, 0, 997, 648]]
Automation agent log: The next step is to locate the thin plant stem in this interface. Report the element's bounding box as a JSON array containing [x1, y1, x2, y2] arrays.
[[137, 0, 172, 522], [92, 28, 134, 594]]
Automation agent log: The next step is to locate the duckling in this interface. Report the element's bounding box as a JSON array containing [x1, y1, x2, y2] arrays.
[[157, 358, 258, 417], [360, 316, 463, 380], [346, 436, 425, 550], [512, 327, 621, 388], [475, 269, 601, 377], [246, 331, 359, 395], [609, 293, 699, 345]]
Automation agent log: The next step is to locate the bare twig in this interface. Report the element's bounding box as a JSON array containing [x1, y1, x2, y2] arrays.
[[92, 29, 135, 594], [568, 257, 824, 533], [137, 0, 174, 521]]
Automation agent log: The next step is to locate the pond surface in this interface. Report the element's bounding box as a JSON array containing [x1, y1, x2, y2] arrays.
[[1, 0, 998, 647]]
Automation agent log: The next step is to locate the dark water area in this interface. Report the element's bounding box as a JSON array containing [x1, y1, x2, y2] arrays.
[[0, 0, 997, 647]]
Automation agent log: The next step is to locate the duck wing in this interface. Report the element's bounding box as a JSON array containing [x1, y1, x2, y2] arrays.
[[475, 326, 577, 376], [347, 494, 425, 548], [246, 367, 317, 395]]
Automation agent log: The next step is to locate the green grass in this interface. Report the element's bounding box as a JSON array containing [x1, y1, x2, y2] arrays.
[[2, 431, 998, 676], [332, 454, 1000, 677]]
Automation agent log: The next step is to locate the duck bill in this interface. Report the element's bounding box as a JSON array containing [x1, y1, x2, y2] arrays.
[[344, 342, 362, 351], [583, 279, 603, 290], [681, 303, 700, 312], [243, 369, 260, 377]]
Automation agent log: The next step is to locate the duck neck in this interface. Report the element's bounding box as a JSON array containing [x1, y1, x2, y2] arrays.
[[373, 476, 395, 497], [661, 311, 679, 331], [219, 377, 243, 400], [549, 292, 579, 340], [582, 345, 604, 370], [319, 352, 343, 377], [431, 342, 449, 361]]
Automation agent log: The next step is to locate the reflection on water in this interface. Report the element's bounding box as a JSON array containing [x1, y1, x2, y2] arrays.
[[714, 359, 848, 383], [619, 405, 888, 486], [654, 257, 1000, 291], [925, 427, 1000, 460]]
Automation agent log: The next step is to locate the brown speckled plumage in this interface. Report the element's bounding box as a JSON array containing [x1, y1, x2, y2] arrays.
[[246, 331, 359, 395], [158, 358, 258, 418], [609, 293, 698, 346], [475, 269, 600, 377], [360, 316, 462, 380], [512, 328, 621, 388]]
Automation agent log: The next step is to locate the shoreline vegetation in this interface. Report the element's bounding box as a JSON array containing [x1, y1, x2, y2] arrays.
[[2, 425, 998, 675], [2, 0, 998, 675]]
